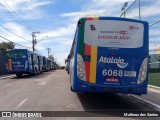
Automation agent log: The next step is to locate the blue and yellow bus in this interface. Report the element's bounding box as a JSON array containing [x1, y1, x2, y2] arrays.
[[5, 49, 43, 77], [69, 17, 149, 95]]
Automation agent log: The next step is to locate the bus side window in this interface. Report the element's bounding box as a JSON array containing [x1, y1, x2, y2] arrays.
[[70, 30, 77, 58], [29, 54, 31, 61], [30, 54, 33, 60]]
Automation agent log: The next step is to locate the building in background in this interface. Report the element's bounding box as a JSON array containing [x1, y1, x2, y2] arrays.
[[149, 54, 160, 69]]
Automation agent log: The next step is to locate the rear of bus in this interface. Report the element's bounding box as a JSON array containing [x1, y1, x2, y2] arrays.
[[71, 17, 148, 94], [5, 49, 29, 75]]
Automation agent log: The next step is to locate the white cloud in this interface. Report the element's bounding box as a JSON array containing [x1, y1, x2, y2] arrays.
[[25, 1, 51, 10], [0, 0, 51, 11], [0, 0, 52, 20], [150, 29, 160, 36], [61, 10, 111, 18], [40, 24, 76, 38], [82, 0, 134, 10]]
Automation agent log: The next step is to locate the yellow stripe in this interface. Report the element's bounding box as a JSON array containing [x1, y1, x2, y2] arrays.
[[92, 17, 99, 20], [9, 59, 12, 70], [89, 46, 97, 83]]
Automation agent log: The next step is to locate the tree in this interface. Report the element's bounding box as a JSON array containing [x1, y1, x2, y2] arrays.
[[0, 42, 15, 55]]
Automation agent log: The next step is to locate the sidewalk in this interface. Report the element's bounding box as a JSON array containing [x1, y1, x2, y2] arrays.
[[0, 74, 15, 80]]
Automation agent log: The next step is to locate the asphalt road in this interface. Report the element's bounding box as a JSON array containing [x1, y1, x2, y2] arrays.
[[0, 70, 159, 119]]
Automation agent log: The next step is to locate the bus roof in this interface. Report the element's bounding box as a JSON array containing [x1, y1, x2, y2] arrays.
[[79, 17, 148, 24]]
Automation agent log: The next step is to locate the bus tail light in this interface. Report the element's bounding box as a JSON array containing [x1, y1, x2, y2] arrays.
[[77, 54, 86, 81], [137, 57, 148, 84]]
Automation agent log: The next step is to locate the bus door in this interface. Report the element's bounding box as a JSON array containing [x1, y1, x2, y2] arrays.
[[30, 54, 34, 72], [37, 56, 40, 72]]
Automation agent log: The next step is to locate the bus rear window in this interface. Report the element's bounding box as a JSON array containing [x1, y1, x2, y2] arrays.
[[6, 52, 12, 58], [13, 51, 26, 58], [84, 20, 144, 48]]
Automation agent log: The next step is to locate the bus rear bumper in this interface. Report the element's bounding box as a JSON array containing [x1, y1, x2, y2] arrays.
[[72, 80, 148, 94]]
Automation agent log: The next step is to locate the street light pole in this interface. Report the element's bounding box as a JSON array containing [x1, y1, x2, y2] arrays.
[[139, 0, 141, 20], [121, 2, 128, 18], [36, 36, 48, 44]]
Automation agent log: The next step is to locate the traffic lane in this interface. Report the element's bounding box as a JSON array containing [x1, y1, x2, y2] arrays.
[[18, 70, 84, 111], [18, 70, 157, 111], [0, 70, 159, 119], [0, 70, 158, 113], [0, 71, 54, 110]]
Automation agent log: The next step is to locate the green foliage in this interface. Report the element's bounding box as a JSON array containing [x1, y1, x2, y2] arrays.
[[148, 73, 160, 87], [0, 42, 15, 55], [149, 68, 160, 73]]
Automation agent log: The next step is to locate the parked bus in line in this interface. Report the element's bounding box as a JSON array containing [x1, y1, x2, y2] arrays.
[[69, 17, 149, 95], [43, 56, 50, 71], [65, 55, 70, 74], [5, 49, 43, 77]]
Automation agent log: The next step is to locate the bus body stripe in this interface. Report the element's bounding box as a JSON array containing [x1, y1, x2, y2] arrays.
[[84, 44, 91, 82], [8, 58, 12, 70], [89, 46, 97, 83], [86, 17, 99, 20], [85, 44, 91, 55], [88, 17, 98, 83], [84, 62, 90, 82]]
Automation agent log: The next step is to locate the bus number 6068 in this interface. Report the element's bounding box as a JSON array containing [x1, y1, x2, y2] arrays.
[[102, 69, 123, 77]]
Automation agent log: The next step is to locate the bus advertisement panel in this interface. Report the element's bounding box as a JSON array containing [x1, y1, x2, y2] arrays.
[[70, 17, 148, 95], [5, 49, 43, 77]]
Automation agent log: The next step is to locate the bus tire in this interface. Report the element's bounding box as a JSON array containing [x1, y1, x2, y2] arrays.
[[71, 86, 73, 92], [16, 73, 22, 78]]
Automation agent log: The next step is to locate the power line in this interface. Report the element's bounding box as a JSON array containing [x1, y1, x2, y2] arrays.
[[0, 3, 24, 26], [0, 35, 31, 49], [0, 25, 31, 42], [2, 0, 33, 30], [149, 20, 160, 27], [0, 2, 32, 31]]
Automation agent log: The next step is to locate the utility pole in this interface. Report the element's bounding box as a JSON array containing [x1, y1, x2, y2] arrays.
[[46, 47, 51, 58], [32, 31, 40, 52]]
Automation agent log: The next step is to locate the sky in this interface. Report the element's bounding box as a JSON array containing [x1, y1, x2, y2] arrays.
[[0, 0, 159, 66]]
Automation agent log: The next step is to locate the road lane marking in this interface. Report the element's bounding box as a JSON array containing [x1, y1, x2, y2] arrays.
[[38, 78, 52, 86], [0, 75, 15, 80], [129, 95, 160, 111], [40, 81, 47, 86], [15, 98, 27, 109]]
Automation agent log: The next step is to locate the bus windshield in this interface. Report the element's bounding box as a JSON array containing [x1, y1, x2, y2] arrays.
[[84, 20, 144, 48]]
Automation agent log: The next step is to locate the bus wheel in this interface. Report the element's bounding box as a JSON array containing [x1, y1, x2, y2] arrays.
[[16, 73, 22, 78], [71, 86, 73, 91]]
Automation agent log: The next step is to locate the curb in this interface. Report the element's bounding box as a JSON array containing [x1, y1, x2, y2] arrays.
[[0, 75, 15, 80], [129, 94, 160, 111], [148, 85, 160, 90]]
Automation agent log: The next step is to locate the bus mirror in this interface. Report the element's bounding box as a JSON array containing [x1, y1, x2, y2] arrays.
[[77, 21, 81, 27]]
